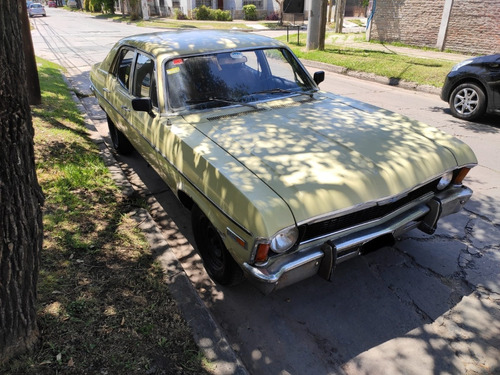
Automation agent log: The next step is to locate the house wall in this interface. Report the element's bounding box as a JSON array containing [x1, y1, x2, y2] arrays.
[[370, 0, 500, 55], [148, 0, 314, 19]]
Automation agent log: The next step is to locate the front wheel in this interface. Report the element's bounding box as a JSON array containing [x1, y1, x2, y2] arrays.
[[191, 205, 243, 285], [107, 116, 133, 155], [449, 83, 486, 121]]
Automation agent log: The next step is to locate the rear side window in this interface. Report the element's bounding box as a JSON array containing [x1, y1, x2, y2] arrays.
[[115, 48, 135, 90]]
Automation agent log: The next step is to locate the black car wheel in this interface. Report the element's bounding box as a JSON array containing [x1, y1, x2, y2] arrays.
[[449, 83, 487, 121], [107, 116, 133, 155], [191, 205, 243, 285]]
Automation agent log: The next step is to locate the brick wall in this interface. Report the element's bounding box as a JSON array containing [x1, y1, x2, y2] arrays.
[[370, 0, 500, 55], [445, 0, 500, 54]]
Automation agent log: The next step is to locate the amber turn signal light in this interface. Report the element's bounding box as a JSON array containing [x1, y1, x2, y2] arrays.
[[453, 167, 471, 185], [255, 243, 270, 263]]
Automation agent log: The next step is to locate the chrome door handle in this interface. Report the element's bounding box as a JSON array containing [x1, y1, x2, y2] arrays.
[[103, 87, 110, 93], [121, 105, 130, 112]]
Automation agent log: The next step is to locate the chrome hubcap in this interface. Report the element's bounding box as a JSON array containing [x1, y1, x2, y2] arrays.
[[454, 87, 479, 115]]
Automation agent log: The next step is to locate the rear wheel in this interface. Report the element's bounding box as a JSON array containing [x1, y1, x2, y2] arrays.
[[107, 116, 133, 155], [191, 205, 243, 285], [449, 82, 486, 121]]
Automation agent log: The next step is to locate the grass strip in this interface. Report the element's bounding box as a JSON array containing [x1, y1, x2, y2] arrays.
[[1, 58, 210, 375], [278, 33, 455, 88]]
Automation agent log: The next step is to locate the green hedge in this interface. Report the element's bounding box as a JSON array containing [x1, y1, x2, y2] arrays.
[[193, 5, 232, 21], [243, 4, 257, 20]]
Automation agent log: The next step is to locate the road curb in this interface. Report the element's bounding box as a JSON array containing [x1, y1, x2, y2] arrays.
[[62, 75, 249, 375]]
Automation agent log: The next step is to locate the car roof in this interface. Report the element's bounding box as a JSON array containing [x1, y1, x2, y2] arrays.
[[115, 30, 286, 59]]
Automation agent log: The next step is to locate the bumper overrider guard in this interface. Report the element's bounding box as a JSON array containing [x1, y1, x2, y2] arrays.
[[243, 185, 473, 294]]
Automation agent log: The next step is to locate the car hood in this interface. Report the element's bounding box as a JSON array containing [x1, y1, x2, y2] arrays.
[[466, 54, 500, 65], [187, 94, 476, 224]]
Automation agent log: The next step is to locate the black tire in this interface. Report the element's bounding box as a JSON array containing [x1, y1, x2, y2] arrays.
[[191, 205, 243, 285], [107, 116, 133, 155], [449, 82, 487, 121]]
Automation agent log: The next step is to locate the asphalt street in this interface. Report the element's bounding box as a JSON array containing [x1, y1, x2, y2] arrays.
[[30, 9, 500, 375]]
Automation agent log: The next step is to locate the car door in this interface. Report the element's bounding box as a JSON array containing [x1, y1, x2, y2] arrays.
[[105, 47, 135, 138], [128, 52, 163, 170], [489, 56, 500, 110]]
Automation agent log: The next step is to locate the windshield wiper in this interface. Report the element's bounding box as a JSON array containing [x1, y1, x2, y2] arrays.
[[253, 88, 314, 98], [186, 97, 257, 109]]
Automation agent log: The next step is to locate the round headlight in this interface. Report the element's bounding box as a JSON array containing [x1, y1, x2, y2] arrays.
[[437, 171, 454, 190], [270, 227, 299, 253]]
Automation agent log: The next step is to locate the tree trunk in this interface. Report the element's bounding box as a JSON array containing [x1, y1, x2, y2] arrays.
[[18, 0, 42, 105], [319, 0, 328, 50], [0, 0, 45, 365], [334, 0, 347, 33]]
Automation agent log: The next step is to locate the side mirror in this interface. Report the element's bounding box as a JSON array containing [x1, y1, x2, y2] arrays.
[[132, 98, 155, 117], [313, 71, 325, 85]]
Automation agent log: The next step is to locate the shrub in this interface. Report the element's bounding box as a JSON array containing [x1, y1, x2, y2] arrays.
[[193, 5, 232, 21], [213, 8, 231, 21], [194, 4, 211, 20], [101, 0, 114, 13], [174, 8, 187, 19], [265, 11, 279, 21], [243, 4, 257, 20], [89, 0, 101, 12]]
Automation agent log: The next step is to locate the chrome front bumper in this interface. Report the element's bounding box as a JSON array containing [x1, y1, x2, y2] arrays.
[[243, 185, 473, 294]]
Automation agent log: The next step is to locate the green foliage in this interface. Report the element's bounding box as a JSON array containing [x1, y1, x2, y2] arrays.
[[101, 0, 115, 13], [193, 5, 231, 21], [194, 4, 211, 20], [213, 8, 232, 21], [174, 8, 187, 19], [82, 0, 114, 12], [83, 0, 100, 12], [243, 4, 257, 20]]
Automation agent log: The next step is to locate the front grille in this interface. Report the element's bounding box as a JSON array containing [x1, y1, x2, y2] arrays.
[[302, 179, 440, 242]]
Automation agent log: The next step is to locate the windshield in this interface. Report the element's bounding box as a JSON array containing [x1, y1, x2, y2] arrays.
[[165, 48, 316, 112]]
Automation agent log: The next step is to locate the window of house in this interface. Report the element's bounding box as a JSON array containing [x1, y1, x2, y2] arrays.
[[243, 0, 263, 9], [196, 0, 211, 7]]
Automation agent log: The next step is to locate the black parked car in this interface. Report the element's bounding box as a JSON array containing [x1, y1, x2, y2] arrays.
[[441, 54, 500, 121]]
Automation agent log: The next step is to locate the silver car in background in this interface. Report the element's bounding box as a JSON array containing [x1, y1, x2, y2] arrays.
[[28, 3, 46, 17]]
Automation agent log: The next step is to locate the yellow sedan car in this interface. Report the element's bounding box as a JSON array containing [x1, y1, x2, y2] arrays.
[[90, 30, 477, 294]]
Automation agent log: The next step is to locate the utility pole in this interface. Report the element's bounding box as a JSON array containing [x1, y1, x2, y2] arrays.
[[307, 0, 328, 50]]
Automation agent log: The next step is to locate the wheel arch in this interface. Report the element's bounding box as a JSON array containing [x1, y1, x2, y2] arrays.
[[177, 189, 194, 210]]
